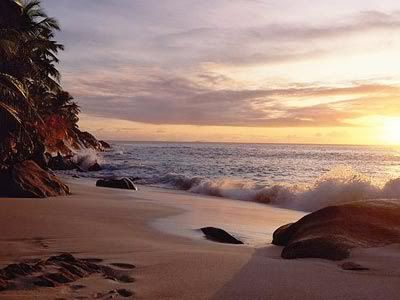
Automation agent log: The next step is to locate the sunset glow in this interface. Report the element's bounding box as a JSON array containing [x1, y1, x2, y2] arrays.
[[42, 0, 400, 145], [382, 118, 400, 145]]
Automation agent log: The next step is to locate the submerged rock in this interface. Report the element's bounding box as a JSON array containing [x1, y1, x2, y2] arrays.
[[272, 200, 400, 261], [0, 160, 70, 198], [200, 227, 244, 244], [96, 178, 137, 190]]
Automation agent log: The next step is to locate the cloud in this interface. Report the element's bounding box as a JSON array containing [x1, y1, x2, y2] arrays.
[[40, 1, 400, 132], [63, 66, 400, 128], [45, 0, 400, 70]]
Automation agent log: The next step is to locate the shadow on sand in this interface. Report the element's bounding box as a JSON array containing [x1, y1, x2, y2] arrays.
[[212, 245, 400, 300]]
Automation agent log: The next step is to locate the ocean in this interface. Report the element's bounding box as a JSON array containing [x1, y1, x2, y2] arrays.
[[68, 142, 400, 211]]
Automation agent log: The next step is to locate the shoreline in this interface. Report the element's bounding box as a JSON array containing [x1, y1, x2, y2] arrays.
[[1, 179, 400, 299], [64, 177, 305, 246]]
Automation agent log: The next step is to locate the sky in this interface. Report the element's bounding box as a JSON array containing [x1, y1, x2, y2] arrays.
[[42, 0, 400, 145]]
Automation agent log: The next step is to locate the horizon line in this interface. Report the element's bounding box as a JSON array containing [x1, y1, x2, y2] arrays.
[[104, 139, 400, 147]]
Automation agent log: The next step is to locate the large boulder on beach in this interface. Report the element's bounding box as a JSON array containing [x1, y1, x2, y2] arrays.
[[96, 178, 137, 190], [200, 227, 244, 244], [0, 160, 70, 198], [272, 200, 400, 261]]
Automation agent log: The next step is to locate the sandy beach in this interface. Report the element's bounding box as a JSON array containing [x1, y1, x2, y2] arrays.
[[1, 180, 400, 299]]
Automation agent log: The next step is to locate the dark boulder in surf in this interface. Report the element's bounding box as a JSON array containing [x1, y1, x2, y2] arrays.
[[87, 162, 102, 172], [272, 200, 400, 261], [96, 178, 137, 190], [0, 160, 70, 198], [200, 227, 244, 244]]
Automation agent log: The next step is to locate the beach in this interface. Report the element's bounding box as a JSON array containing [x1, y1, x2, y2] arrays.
[[1, 179, 400, 299], [2, 0, 400, 299]]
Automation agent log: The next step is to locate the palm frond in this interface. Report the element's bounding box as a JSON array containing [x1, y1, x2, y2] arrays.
[[0, 101, 22, 124], [0, 72, 28, 99]]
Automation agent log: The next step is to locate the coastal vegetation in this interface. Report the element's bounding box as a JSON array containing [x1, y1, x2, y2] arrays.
[[0, 0, 105, 196]]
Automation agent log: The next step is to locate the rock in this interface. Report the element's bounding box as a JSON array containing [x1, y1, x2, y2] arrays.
[[76, 131, 103, 151], [272, 200, 400, 261], [31, 141, 48, 170], [341, 262, 369, 271], [34, 276, 56, 287], [99, 140, 111, 149], [45, 272, 75, 284], [0, 278, 8, 291], [200, 227, 244, 244], [280, 237, 350, 261], [117, 289, 134, 297], [0, 253, 136, 292], [129, 176, 141, 182], [0, 160, 70, 198], [270, 223, 294, 246], [48, 253, 77, 264], [87, 162, 102, 172], [48, 153, 77, 171], [96, 178, 137, 190], [3, 263, 41, 279]]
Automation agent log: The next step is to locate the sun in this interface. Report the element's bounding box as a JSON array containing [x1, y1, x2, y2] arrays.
[[382, 118, 400, 145]]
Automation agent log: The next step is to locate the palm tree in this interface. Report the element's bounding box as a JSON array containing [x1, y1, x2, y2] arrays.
[[0, 0, 69, 166]]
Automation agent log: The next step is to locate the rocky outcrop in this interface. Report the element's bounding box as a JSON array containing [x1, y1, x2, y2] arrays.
[[99, 140, 111, 149], [96, 178, 137, 190], [75, 130, 104, 152], [47, 153, 102, 173], [0, 253, 135, 292], [44, 127, 110, 157], [48, 153, 77, 171], [0, 160, 70, 198], [200, 227, 244, 244], [272, 200, 400, 261]]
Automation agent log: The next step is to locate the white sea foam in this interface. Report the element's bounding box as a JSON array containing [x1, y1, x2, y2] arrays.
[[146, 167, 400, 212], [72, 149, 101, 170], [75, 142, 400, 211]]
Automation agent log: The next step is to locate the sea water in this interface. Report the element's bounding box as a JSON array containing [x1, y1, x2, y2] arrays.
[[67, 142, 400, 211]]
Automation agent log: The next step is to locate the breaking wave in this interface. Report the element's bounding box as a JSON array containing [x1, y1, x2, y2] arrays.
[[72, 149, 102, 170], [142, 167, 400, 211]]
